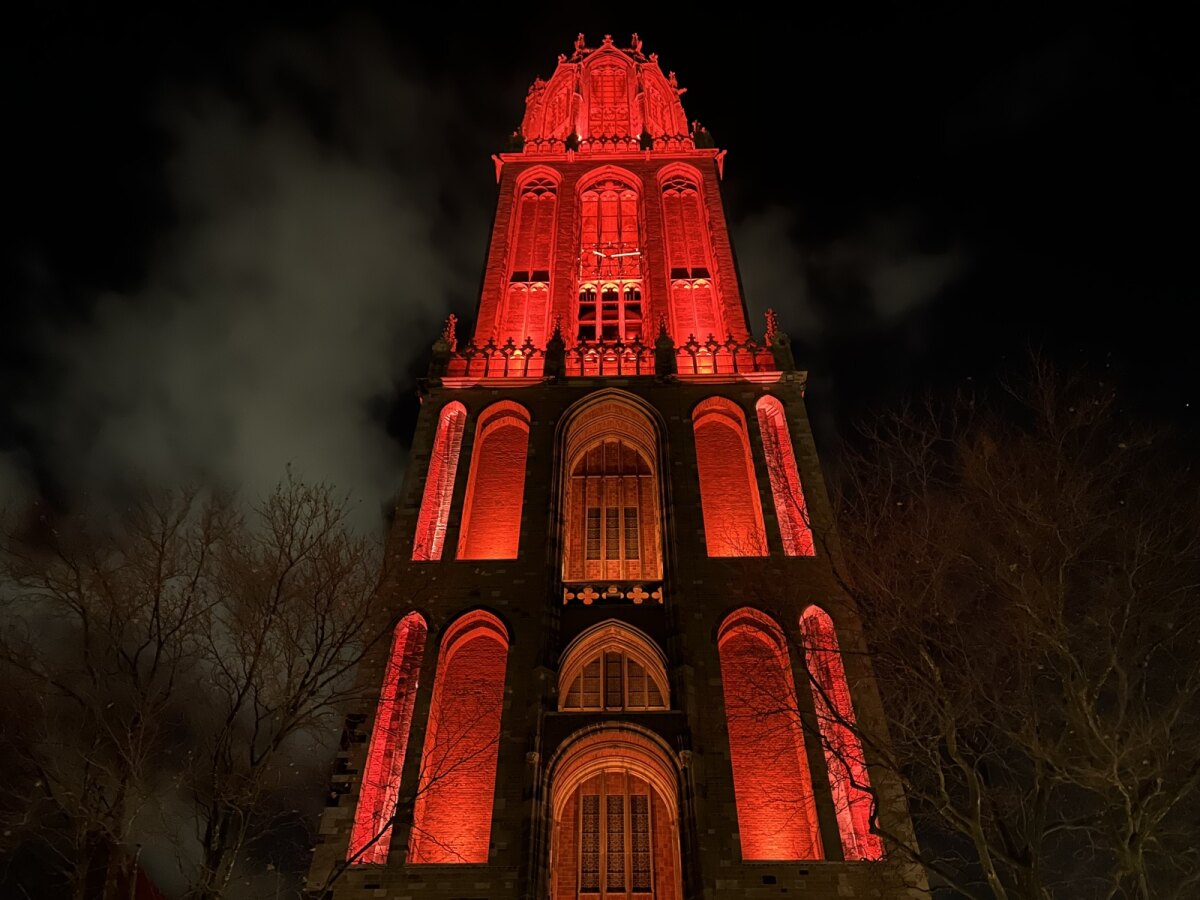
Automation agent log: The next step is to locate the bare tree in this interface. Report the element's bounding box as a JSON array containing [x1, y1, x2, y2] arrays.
[[757, 359, 1200, 899], [0, 489, 226, 900], [0, 477, 393, 900]]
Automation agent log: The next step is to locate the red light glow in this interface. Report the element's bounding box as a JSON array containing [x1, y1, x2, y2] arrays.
[[800, 606, 885, 861], [718, 609, 822, 860], [692, 398, 768, 557], [756, 396, 815, 556], [347, 613, 428, 865], [457, 402, 530, 560], [407, 611, 509, 864], [412, 403, 467, 561]]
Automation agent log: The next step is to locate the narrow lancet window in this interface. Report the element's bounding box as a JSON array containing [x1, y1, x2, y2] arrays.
[[578, 175, 642, 341], [501, 175, 557, 347], [718, 609, 822, 860], [412, 402, 466, 561], [661, 173, 722, 341], [800, 606, 885, 860], [457, 401, 530, 560], [692, 397, 768, 556], [347, 613, 427, 864], [408, 612, 509, 863], [756, 396, 815, 556]]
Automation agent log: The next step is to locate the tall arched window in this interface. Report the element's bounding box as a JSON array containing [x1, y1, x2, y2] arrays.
[[756, 396, 815, 556], [562, 396, 662, 582], [501, 175, 557, 346], [559, 621, 669, 712], [578, 175, 643, 341], [800, 607, 884, 861], [661, 173, 722, 341], [549, 728, 683, 900], [408, 611, 509, 864], [457, 401, 530, 560], [412, 402, 466, 562], [718, 609, 823, 860], [347, 613, 428, 865], [692, 397, 768, 557], [588, 63, 631, 137]]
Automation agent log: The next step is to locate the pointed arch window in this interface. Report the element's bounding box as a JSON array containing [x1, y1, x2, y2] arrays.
[[756, 396, 815, 556], [692, 397, 768, 557], [661, 173, 722, 342], [562, 398, 662, 582], [588, 64, 631, 137], [718, 609, 823, 860], [412, 402, 466, 561], [457, 401, 530, 560], [800, 607, 884, 861], [501, 175, 557, 346], [578, 176, 643, 341], [559, 622, 669, 712], [408, 611, 509, 864], [347, 613, 427, 865]]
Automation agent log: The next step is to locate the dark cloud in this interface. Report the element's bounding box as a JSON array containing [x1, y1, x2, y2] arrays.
[[736, 210, 968, 340], [14, 22, 490, 529]]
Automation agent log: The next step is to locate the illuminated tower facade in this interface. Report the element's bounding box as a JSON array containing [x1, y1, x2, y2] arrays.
[[310, 34, 923, 900]]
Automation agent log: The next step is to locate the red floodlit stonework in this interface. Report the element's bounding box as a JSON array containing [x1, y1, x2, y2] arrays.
[[412, 402, 466, 561], [718, 609, 822, 860], [347, 613, 428, 865], [457, 401, 531, 560], [756, 396, 816, 556], [311, 31, 917, 900], [548, 726, 683, 900], [692, 398, 768, 557], [408, 612, 510, 863], [562, 394, 663, 581], [800, 607, 885, 861], [498, 170, 559, 349]]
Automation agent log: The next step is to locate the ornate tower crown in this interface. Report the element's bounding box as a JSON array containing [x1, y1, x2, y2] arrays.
[[519, 33, 695, 154]]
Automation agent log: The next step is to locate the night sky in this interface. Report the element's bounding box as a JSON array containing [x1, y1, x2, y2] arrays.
[[4, 5, 1196, 522]]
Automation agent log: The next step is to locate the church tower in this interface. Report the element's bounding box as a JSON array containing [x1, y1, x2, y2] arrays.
[[310, 34, 923, 900]]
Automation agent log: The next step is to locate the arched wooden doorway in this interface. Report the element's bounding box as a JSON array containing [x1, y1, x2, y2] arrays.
[[547, 727, 682, 900]]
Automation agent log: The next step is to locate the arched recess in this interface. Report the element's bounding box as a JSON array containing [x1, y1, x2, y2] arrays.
[[408, 611, 510, 864], [583, 54, 638, 138], [347, 612, 428, 864], [547, 725, 683, 900], [500, 167, 559, 347], [717, 608, 823, 860], [560, 392, 663, 581], [559, 620, 669, 712], [756, 396, 815, 556], [457, 401, 531, 560], [692, 398, 768, 557], [577, 167, 645, 342], [412, 402, 467, 561], [799, 606, 884, 861], [659, 165, 722, 342]]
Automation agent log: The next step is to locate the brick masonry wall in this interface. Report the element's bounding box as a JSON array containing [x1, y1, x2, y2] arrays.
[[473, 153, 754, 349], [308, 373, 925, 899]]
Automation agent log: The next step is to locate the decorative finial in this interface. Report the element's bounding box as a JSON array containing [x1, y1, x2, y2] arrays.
[[649, 52, 659, 65], [575, 33, 586, 52], [602, 34, 614, 48], [631, 33, 643, 53], [765, 308, 779, 342], [442, 313, 458, 352], [657, 313, 670, 340]]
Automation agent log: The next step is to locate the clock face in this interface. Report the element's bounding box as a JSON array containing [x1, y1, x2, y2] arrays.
[[582, 243, 641, 279]]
